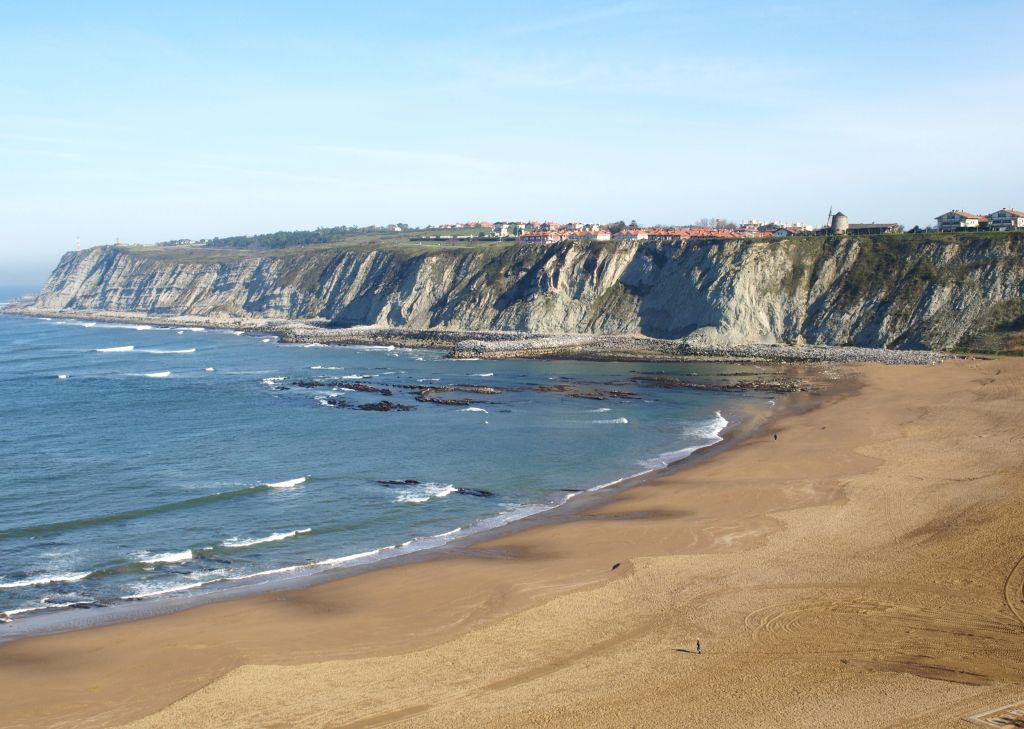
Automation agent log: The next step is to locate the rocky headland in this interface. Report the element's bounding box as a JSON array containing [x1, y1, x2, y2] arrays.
[[10, 231, 1024, 362]]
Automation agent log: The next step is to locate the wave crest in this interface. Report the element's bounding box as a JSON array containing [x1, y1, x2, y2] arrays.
[[266, 476, 307, 489], [221, 528, 311, 548], [0, 572, 91, 590]]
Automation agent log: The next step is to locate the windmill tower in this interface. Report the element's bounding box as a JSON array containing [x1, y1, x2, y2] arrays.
[[76, 236, 81, 252]]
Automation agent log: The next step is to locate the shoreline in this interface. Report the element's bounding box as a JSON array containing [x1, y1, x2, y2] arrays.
[[3, 306, 949, 365], [0, 373, 796, 644], [2, 359, 1022, 727]]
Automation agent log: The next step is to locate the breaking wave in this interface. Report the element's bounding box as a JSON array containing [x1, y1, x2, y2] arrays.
[[221, 528, 312, 548], [265, 476, 307, 489], [395, 483, 457, 504], [0, 572, 91, 590], [136, 550, 193, 565]]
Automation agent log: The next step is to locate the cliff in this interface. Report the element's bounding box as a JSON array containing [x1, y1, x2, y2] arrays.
[[26, 233, 1024, 352]]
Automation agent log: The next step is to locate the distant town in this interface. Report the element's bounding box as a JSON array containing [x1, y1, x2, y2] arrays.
[[141, 207, 1023, 250], [412, 207, 1024, 244]]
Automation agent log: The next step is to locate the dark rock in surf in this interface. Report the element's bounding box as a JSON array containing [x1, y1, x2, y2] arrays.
[[456, 487, 495, 498]]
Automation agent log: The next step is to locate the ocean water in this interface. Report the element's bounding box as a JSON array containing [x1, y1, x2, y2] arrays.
[[0, 313, 764, 622]]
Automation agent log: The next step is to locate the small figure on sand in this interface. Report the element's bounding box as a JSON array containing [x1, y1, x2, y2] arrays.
[[696, 639, 701, 654], [773, 433, 778, 441]]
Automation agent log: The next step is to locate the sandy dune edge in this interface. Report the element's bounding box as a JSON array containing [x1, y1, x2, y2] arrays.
[[2, 359, 1023, 728]]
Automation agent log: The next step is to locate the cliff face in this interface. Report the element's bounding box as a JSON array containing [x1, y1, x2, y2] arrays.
[[30, 234, 1024, 350]]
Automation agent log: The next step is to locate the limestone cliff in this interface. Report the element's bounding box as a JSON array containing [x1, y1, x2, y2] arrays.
[[28, 234, 1024, 351]]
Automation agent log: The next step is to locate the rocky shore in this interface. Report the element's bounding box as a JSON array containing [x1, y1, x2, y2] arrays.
[[5, 306, 948, 365]]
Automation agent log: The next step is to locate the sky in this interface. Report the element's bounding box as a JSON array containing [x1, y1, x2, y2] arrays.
[[1, 1, 1022, 287]]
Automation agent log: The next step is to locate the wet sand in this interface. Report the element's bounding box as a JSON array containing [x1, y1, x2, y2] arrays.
[[2, 358, 1023, 728]]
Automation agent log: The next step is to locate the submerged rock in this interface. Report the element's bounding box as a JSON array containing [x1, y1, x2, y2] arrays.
[[356, 400, 414, 412]]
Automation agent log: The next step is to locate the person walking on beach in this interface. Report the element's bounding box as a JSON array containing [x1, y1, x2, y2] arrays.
[[696, 639, 701, 655]]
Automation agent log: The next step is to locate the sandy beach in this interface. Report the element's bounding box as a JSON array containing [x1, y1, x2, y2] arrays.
[[2, 357, 1023, 728]]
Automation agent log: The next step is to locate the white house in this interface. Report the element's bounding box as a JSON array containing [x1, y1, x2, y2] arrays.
[[519, 231, 563, 245], [491, 222, 526, 238], [987, 208, 1024, 231], [772, 227, 804, 238], [936, 210, 988, 232], [612, 229, 649, 241]]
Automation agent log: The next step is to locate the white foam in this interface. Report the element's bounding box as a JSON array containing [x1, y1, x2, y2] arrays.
[[56, 374, 69, 379], [318, 548, 389, 567], [593, 417, 629, 424], [261, 376, 286, 386], [232, 330, 244, 336], [265, 476, 307, 489], [137, 550, 193, 565], [639, 411, 729, 470], [0, 571, 91, 590], [417, 378, 440, 382], [140, 348, 196, 354], [143, 371, 171, 378], [303, 343, 325, 347], [395, 483, 458, 504], [471, 372, 494, 377], [357, 345, 394, 351], [262, 338, 272, 343], [462, 407, 488, 413], [135, 325, 153, 330], [125, 581, 204, 599], [341, 374, 373, 379], [205, 367, 215, 372], [588, 407, 612, 413], [96, 345, 135, 352], [221, 528, 311, 548], [310, 365, 344, 370]]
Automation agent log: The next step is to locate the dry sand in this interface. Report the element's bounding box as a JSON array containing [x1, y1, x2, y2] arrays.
[[2, 358, 1023, 728]]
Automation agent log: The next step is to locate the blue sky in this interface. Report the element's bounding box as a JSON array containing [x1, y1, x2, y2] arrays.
[[1, 1, 1021, 286]]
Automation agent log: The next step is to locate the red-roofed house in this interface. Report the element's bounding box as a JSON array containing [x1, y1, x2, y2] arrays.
[[936, 210, 988, 232], [564, 230, 611, 241], [987, 208, 1024, 231], [647, 229, 690, 241]]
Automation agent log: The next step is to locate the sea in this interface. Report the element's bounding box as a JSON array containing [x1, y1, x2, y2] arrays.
[[0, 307, 768, 629]]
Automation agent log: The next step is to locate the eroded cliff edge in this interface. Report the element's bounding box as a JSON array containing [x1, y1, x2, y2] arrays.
[[24, 233, 1024, 351]]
